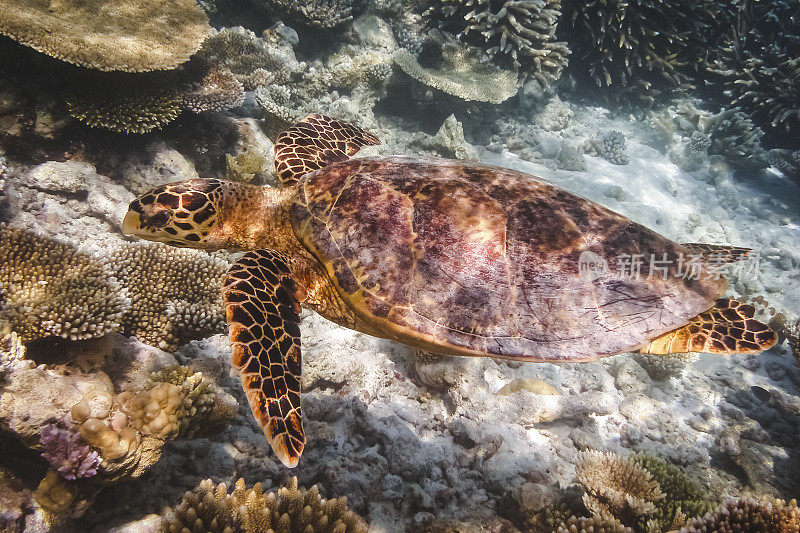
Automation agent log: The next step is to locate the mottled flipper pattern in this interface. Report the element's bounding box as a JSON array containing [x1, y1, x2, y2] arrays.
[[223, 250, 306, 467], [639, 298, 777, 355], [274, 113, 380, 185]]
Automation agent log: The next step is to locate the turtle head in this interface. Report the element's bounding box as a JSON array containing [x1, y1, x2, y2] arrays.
[[123, 179, 228, 249]]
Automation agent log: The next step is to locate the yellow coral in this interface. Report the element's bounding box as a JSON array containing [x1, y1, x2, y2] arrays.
[[0, 0, 210, 72], [34, 471, 79, 514], [108, 242, 229, 351], [161, 477, 368, 533], [0, 226, 128, 342], [67, 85, 184, 134], [577, 450, 663, 522]]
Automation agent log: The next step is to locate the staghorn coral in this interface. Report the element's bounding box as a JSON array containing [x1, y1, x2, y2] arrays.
[[561, 0, 715, 100], [181, 67, 245, 114], [393, 37, 519, 103], [250, 0, 362, 29], [67, 84, 184, 135], [554, 514, 632, 533], [161, 476, 369, 532], [422, 0, 568, 87], [577, 450, 663, 524], [39, 424, 100, 481], [681, 497, 800, 533], [0, 0, 210, 72], [108, 242, 229, 352], [0, 226, 128, 343], [632, 453, 715, 531], [195, 27, 302, 87], [706, 0, 800, 138]]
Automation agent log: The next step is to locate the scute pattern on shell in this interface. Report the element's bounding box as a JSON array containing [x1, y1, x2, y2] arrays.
[[291, 156, 726, 362]]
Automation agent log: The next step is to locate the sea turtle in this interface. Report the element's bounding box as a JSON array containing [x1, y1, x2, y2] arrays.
[[122, 114, 777, 467]]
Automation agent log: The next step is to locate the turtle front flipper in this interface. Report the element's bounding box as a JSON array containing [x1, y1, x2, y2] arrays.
[[638, 298, 777, 356], [223, 249, 306, 467], [274, 113, 380, 185]]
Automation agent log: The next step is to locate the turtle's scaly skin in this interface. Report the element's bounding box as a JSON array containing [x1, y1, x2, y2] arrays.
[[292, 156, 726, 362]]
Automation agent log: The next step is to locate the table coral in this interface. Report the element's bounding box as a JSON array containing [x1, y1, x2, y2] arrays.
[[0, 0, 210, 72], [393, 37, 519, 104], [0, 226, 128, 343], [161, 476, 369, 532]]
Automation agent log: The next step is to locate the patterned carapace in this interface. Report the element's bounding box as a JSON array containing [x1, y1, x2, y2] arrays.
[[274, 113, 380, 186], [223, 249, 306, 467], [124, 179, 224, 247]]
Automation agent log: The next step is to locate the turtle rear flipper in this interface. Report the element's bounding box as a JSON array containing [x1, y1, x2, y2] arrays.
[[223, 249, 306, 467], [274, 113, 380, 185], [638, 298, 777, 355], [680, 243, 751, 264]]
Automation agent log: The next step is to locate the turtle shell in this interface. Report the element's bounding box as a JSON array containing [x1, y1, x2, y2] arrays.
[[291, 156, 727, 362]]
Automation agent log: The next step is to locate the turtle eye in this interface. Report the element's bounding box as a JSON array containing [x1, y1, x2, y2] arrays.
[[147, 211, 171, 228]]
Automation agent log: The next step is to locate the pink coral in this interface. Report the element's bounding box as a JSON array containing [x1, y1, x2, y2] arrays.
[[39, 424, 101, 480]]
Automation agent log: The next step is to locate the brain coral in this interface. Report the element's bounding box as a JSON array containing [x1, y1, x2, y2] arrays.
[[161, 477, 368, 532], [423, 0, 569, 87], [0, 0, 210, 72], [0, 226, 128, 343], [108, 242, 229, 352]]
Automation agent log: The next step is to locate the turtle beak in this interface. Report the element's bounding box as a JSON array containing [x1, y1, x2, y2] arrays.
[[122, 210, 141, 236]]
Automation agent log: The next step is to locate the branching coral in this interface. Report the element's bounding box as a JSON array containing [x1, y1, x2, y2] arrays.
[[393, 36, 519, 103], [161, 477, 369, 532], [67, 86, 184, 134], [597, 131, 629, 165], [181, 68, 245, 114], [632, 453, 714, 531], [0, 0, 210, 72], [682, 497, 800, 533], [0, 226, 128, 343], [554, 514, 632, 533], [561, 0, 716, 99], [706, 0, 800, 138], [702, 108, 766, 170], [767, 149, 800, 182], [108, 242, 229, 352], [195, 27, 302, 88], [250, 0, 362, 29], [577, 450, 663, 525], [422, 0, 569, 87], [39, 424, 100, 481]]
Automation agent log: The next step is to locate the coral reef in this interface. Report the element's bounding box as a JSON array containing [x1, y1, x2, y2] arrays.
[[39, 424, 100, 481], [422, 0, 569, 87], [108, 242, 229, 352], [705, 0, 800, 138], [393, 36, 519, 103], [250, 0, 362, 29], [590, 130, 629, 165], [195, 27, 302, 88], [161, 476, 369, 532], [0, 226, 127, 343], [702, 108, 766, 170], [681, 497, 800, 533], [577, 451, 663, 524], [181, 68, 245, 114], [561, 0, 715, 99], [0, 0, 210, 72], [633, 353, 696, 381], [67, 85, 184, 135]]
